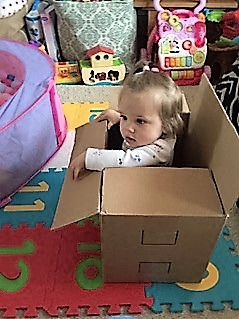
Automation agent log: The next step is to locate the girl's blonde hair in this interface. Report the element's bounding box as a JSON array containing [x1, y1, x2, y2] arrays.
[[119, 62, 184, 138]]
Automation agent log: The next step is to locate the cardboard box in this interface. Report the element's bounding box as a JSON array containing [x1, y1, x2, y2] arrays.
[[54, 74, 239, 282]]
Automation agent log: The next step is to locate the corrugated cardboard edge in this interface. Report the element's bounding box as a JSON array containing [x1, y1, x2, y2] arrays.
[[51, 121, 107, 229], [101, 167, 225, 217], [182, 74, 239, 212]]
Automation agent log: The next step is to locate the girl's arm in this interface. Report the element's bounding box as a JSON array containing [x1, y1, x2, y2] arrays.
[[86, 138, 175, 171], [95, 109, 120, 129], [70, 151, 86, 180]]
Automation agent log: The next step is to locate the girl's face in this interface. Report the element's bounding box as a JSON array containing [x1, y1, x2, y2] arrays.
[[118, 89, 163, 148]]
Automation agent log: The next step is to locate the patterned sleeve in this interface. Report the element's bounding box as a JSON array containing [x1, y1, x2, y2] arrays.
[[85, 138, 176, 171]]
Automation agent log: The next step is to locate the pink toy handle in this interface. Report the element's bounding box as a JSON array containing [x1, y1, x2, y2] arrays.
[[154, 0, 206, 13], [194, 0, 206, 14], [153, 0, 164, 13]]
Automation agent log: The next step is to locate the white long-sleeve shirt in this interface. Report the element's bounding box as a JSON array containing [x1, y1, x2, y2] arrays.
[[85, 136, 176, 171]]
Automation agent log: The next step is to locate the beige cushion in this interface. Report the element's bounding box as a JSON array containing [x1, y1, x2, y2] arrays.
[[0, 0, 34, 41]]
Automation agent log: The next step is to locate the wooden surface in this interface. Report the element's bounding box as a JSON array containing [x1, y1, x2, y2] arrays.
[[134, 0, 238, 8]]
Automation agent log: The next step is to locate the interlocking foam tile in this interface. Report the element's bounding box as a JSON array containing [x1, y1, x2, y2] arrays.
[[0, 219, 153, 318], [145, 226, 239, 313], [46, 220, 153, 316], [62, 102, 109, 130], [0, 169, 66, 229], [3, 101, 239, 316], [0, 223, 61, 317], [0, 101, 153, 316]]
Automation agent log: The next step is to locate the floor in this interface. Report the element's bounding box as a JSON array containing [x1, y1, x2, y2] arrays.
[[4, 84, 236, 319], [32, 85, 239, 319], [27, 204, 239, 318]]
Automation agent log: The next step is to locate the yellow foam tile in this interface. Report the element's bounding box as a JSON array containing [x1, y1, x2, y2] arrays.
[[63, 102, 109, 130]]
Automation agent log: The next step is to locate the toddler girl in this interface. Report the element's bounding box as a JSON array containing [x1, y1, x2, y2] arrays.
[[70, 63, 184, 180]]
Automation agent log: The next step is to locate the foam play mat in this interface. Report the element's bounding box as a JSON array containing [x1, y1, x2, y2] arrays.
[[1, 102, 239, 317], [62, 102, 109, 130]]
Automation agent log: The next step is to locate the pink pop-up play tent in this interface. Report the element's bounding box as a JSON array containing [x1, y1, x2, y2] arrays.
[[0, 38, 67, 207]]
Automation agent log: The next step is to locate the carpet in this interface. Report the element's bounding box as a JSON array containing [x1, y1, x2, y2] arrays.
[[1, 102, 239, 317]]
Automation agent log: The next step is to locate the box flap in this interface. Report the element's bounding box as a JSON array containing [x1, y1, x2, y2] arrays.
[[102, 167, 224, 217], [182, 74, 239, 212], [181, 93, 190, 114], [51, 121, 107, 229]]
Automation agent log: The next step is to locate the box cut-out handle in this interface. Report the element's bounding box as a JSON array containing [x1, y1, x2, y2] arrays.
[[141, 229, 179, 245]]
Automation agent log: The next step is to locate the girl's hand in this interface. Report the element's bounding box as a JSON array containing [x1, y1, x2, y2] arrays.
[[95, 109, 120, 129], [69, 152, 86, 180]]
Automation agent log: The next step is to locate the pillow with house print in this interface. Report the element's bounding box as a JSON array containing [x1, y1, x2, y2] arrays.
[[53, 0, 137, 71]]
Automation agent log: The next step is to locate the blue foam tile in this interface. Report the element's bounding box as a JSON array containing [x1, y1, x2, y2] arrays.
[[0, 168, 66, 228], [145, 226, 239, 313]]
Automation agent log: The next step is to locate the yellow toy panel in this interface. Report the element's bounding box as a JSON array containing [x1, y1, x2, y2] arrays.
[[62, 102, 109, 130]]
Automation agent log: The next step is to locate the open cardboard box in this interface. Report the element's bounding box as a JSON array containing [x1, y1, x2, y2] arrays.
[[53, 74, 239, 283]]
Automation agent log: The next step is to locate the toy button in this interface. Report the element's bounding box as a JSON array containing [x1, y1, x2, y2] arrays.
[[186, 25, 193, 33], [174, 22, 183, 31], [193, 51, 205, 64], [169, 15, 180, 27], [161, 11, 170, 21], [189, 45, 197, 55], [182, 40, 192, 50], [197, 12, 206, 22]]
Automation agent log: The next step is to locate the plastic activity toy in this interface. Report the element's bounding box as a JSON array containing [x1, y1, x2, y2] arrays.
[[80, 45, 126, 86], [56, 61, 81, 84], [0, 39, 67, 208], [148, 0, 207, 85]]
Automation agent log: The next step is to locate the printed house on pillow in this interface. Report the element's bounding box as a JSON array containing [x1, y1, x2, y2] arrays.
[[80, 45, 126, 86], [52, 75, 239, 283]]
